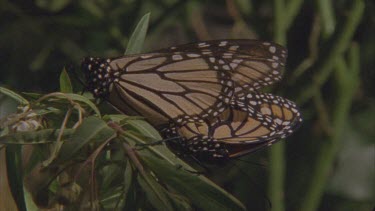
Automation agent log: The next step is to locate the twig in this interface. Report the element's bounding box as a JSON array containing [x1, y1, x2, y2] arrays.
[[312, 89, 333, 136], [284, 0, 304, 30], [290, 15, 321, 82], [74, 133, 117, 210], [316, 0, 335, 38], [296, 0, 364, 105], [42, 107, 73, 167]]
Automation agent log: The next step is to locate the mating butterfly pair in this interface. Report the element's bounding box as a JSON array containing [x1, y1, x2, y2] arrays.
[[81, 39, 302, 161]]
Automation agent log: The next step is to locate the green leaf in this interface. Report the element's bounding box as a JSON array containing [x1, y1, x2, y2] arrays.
[[80, 1, 104, 17], [0, 87, 29, 105], [64, 93, 100, 116], [100, 163, 122, 189], [122, 178, 137, 211], [167, 192, 193, 210], [24, 189, 39, 211], [122, 130, 180, 169], [137, 172, 174, 211], [166, 192, 192, 210], [234, 0, 252, 15], [140, 153, 246, 211], [103, 114, 143, 123], [101, 186, 126, 210], [21, 92, 43, 101], [53, 93, 101, 116], [59, 68, 73, 93], [35, 0, 71, 12], [0, 129, 74, 144], [123, 123, 196, 172], [126, 119, 162, 140], [56, 116, 115, 163], [123, 159, 134, 205], [125, 13, 150, 55], [6, 145, 27, 211]]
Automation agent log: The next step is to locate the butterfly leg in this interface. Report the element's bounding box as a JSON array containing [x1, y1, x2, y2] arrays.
[[183, 135, 229, 161], [135, 136, 182, 150], [162, 124, 230, 161]]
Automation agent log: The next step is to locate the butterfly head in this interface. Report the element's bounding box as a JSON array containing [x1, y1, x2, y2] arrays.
[[81, 57, 116, 99]]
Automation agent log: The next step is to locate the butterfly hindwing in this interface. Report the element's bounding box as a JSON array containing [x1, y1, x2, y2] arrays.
[[163, 92, 302, 160]]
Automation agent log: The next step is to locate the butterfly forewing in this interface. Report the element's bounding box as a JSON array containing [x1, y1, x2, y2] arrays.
[[82, 50, 233, 126], [82, 40, 286, 126], [158, 39, 287, 91]]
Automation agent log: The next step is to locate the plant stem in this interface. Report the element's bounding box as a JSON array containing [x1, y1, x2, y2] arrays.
[[300, 43, 360, 211], [317, 0, 335, 38], [284, 0, 304, 30], [273, 0, 286, 44], [269, 0, 288, 210], [269, 142, 286, 211], [296, 0, 364, 105]]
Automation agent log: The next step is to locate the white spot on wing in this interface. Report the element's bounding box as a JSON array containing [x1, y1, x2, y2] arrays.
[[233, 59, 243, 63], [230, 63, 238, 69], [198, 42, 210, 48], [269, 46, 276, 53], [229, 45, 239, 51], [219, 41, 228, 46], [172, 55, 183, 60], [141, 55, 153, 59], [250, 101, 257, 105], [187, 53, 200, 58], [222, 65, 230, 70], [275, 119, 283, 125]]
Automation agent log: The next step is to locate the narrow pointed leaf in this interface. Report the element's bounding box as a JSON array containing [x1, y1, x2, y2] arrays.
[[59, 68, 73, 93], [137, 172, 174, 211], [56, 116, 115, 163], [125, 13, 150, 55], [5, 145, 27, 211], [140, 153, 246, 211], [0, 87, 29, 105], [0, 129, 74, 144], [53, 93, 101, 116]]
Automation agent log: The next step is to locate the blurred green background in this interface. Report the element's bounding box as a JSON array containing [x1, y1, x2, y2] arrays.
[[0, 0, 374, 210]]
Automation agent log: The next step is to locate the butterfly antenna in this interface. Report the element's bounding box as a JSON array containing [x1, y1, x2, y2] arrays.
[[230, 160, 272, 209], [135, 135, 182, 149]]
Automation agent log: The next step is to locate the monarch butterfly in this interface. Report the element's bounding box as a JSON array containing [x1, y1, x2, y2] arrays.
[[81, 39, 287, 126], [163, 92, 302, 161]]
